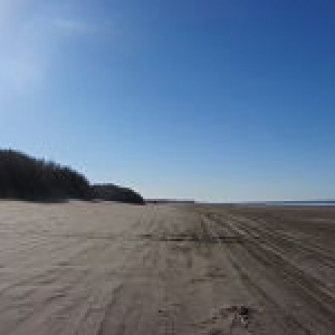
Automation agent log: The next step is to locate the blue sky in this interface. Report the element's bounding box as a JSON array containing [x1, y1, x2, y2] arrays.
[[1, 0, 335, 201]]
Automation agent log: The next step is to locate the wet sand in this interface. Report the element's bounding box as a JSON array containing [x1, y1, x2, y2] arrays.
[[0, 201, 334, 334]]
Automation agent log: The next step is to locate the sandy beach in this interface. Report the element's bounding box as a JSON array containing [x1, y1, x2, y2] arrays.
[[0, 201, 334, 334]]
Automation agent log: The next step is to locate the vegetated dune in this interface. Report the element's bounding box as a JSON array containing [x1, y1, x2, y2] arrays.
[[0, 149, 145, 204], [0, 201, 334, 334], [0, 149, 91, 201], [92, 184, 145, 205]]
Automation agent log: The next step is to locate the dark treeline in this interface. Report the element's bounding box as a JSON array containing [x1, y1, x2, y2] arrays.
[[92, 184, 145, 205], [0, 150, 91, 201], [0, 149, 144, 204]]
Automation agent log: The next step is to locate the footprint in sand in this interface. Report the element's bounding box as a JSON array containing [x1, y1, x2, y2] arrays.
[[201, 305, 254, 335]]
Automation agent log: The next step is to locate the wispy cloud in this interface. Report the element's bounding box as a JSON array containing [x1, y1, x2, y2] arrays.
[[0, 1, 103, 97], [0, 4, 46, 96], [53, 19, 102, 34]]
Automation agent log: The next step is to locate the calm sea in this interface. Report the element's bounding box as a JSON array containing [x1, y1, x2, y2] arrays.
[[243, 201, 335, 207]]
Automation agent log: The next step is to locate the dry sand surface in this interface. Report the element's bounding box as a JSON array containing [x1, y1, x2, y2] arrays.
[[0, 201, 334, 334]]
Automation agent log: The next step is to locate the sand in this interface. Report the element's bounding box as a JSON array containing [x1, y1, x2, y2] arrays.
[[0, 200, 334, 334]]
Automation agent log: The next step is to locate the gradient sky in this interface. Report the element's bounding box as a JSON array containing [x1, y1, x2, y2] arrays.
[[1, 0, 335, 202]]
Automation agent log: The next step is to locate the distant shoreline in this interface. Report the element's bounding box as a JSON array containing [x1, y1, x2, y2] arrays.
[[235, 201, 335, 207]]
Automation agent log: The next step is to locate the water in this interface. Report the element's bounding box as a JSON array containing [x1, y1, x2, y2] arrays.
[[243, 201, 335, 207]]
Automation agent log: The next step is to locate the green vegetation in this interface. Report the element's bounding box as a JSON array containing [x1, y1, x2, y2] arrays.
[[0, 149, 144, 204]]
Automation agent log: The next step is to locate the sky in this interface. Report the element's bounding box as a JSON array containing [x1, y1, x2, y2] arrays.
[[1, 0, 335, 202]]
